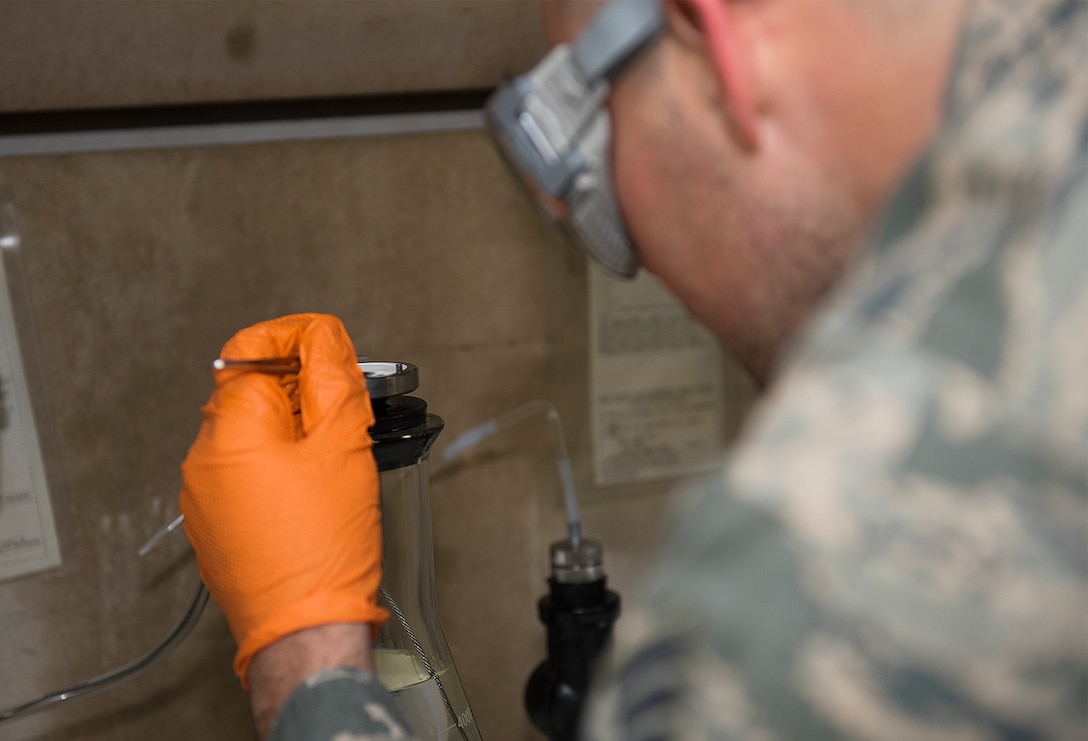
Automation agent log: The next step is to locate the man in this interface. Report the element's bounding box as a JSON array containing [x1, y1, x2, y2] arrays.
[[179, 0, 1087, 739]]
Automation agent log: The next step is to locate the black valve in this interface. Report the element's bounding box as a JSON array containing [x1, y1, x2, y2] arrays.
[[525, 540, 621, 741]]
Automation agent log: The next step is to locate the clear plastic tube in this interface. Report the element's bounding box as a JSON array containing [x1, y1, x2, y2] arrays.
[[436, 400, 582, 549], [0, 180, 211, 726], [0, 580, 209, 725]]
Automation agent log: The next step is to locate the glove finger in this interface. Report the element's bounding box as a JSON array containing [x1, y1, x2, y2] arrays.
[[218, 313, 323, 363], [296, 315, 375, 441], [213, 314, 327, 440], [200, 373, 298, 446]]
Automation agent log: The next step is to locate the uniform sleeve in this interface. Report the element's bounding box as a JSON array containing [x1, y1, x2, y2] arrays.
[[581, 343, 1087, 740], [270, 667, 415, 741]]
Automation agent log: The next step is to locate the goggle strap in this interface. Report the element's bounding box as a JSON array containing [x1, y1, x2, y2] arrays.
[[571, 0, 667, 84]]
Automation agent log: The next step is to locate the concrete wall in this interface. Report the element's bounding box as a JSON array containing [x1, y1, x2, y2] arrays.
[[0, 1, 544, 111]]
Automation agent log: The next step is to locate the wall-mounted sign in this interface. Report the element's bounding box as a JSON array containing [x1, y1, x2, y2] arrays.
[[589, 269, 727, 486]]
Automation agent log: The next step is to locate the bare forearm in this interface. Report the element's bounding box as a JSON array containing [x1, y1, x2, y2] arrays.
[[247, 623, 374, 740]]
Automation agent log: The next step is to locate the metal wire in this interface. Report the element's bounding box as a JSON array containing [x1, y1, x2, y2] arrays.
[[379, 585, 470, 741]]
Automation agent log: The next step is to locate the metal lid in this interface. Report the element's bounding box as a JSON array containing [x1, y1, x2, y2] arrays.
[[360, 361, 418, 399], [550, 539, 604, 584], [361, 360, 444, 471]]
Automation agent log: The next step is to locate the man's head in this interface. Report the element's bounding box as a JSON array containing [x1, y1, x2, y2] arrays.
[[540, 0, 967, 382]]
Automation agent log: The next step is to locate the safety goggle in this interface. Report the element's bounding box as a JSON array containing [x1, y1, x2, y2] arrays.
[[484, 0, 666, 279]]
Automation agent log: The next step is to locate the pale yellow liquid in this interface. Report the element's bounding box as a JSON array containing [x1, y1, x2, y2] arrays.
[[374, 649, 481, 741]]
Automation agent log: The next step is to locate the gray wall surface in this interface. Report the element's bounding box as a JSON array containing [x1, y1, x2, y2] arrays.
[[0, 1, 544, 111]]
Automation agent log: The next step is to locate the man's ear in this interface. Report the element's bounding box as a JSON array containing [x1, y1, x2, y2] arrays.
[[663, 0, 759, 152]]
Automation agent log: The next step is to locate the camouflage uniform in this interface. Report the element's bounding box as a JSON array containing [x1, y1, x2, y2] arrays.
[[270, 667, 414, 740], [584, 0, 1087, 737], [273, 0, 1088, 738]]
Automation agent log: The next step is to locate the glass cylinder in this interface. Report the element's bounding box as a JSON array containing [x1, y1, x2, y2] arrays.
[[365, 362, 482, 741]]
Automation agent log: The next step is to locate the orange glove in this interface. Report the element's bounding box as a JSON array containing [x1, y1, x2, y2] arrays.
[[179, 313, 386, 687]]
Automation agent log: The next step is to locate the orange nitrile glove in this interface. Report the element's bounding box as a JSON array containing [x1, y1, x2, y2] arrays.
[[179, 313, 387, 688]]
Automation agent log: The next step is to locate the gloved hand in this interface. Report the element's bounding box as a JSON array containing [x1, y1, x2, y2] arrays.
[[179, 313, 386, 687]]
